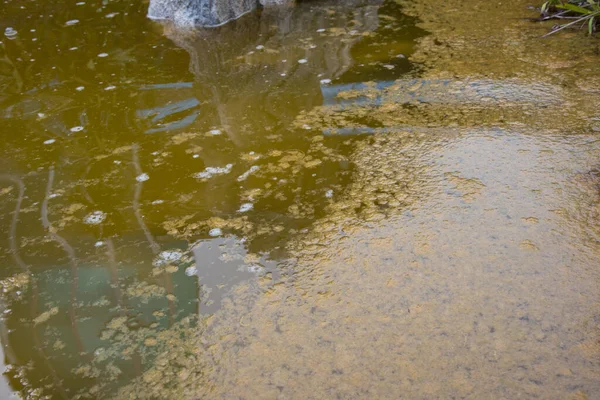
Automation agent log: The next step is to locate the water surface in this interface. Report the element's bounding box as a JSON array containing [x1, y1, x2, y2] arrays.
[[1, 0, 600, 398]]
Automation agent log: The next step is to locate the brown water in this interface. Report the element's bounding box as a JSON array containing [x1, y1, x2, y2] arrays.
[[1, 0, 600, 398]]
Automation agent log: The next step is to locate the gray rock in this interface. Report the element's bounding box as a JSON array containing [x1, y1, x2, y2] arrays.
[[148, 0, 292, 27]]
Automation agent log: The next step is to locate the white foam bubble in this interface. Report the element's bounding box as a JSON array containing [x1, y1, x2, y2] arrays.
[[136, 173, 149, 182], [84, 211, 107, 225], [4, 27, 17, 39], [238, 203, 253, 213], [247, 264, 264, 274], [209, 228, 223, 237], [160, 250, 182, 261], [237, 165, 260, 182], [153, 250, 183, 266], [193, 164, 233, 179]]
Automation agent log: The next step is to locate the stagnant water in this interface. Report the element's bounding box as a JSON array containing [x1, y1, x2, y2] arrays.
[[1, 0, 600, 398]]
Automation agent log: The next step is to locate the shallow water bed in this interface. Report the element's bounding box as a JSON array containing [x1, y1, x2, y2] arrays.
[[1, 0, 600, 398]]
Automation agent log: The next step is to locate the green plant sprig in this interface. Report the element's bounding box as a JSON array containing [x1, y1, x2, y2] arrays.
[[541, 0, 600, 35]]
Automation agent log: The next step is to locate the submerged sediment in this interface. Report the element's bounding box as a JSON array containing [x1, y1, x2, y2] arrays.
[[1, 0, 600, 398]]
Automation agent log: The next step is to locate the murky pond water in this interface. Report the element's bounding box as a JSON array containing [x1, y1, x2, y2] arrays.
[[1, 0, 600, 398]]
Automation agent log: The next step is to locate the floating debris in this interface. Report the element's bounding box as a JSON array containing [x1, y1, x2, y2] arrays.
[[104, 85, 116, 91], [302, 124, 312, 130], [84, 211, 107, 225], [325, 189, 334, 198], [320, 79, 332, 85], [4, 27, 17, 39], [70, 126, 84, 132], [97, 52, 109, 58], [43, 139, 56, 145], [237, 166, 260, 182], [298, 59, 308, 64], [95, 241, 104, 247], [280, 73, 287, 77], [185, 266, 197, 277], [256, 45, 264, 50], [76, 86, 85, 91], [209, 129, 222, 135], [238, 203, 254, 213], [316, 28, 326, 33], [69, 47, 78, 51], [48, 193, 60, 199], [65, 19, 79, 26], [151, 199, 164, 205], [209, 228, 223, 237], [136, 173, 149, 182], [193, 164, 233, 179], [105, 12, 118, 18]]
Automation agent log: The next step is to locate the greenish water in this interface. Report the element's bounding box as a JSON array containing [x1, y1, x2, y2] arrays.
[[0, 0, 425, 398], [1, 0, 600, 398]]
